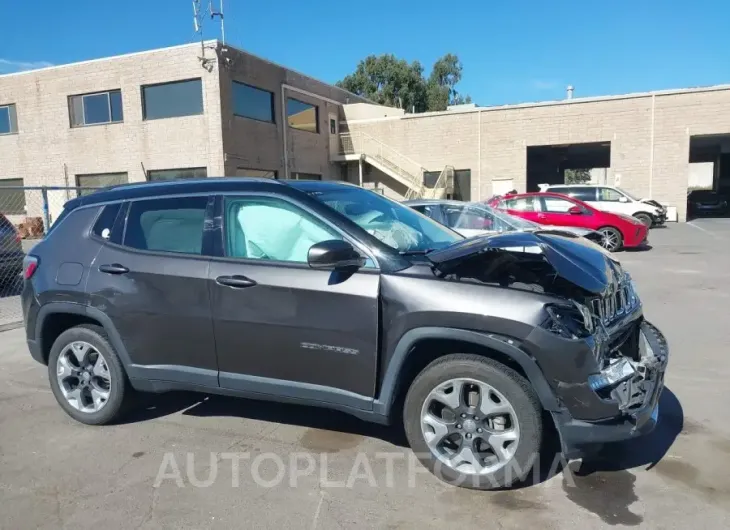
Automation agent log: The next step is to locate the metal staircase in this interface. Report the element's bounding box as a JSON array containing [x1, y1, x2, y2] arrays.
[[337, 132, 452, 200]]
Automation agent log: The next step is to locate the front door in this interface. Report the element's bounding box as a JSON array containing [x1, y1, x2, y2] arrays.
[[536, 195, 595, 229], [328, 112, 339, 158], [86, 196, 218, 385], [208, 194, 380, 401]]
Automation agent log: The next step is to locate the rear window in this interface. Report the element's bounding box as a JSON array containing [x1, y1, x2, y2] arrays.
[[123, 196, 208, 255], [551, 187, 595, 201], [92, 203, 123, 240]]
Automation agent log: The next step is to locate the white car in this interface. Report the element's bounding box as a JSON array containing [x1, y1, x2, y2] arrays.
[[404, 199, 603, 244], [538, 184, 667, 227]]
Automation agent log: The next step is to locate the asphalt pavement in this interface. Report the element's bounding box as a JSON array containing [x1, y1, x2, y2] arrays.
[[1, 221, 729, 529]]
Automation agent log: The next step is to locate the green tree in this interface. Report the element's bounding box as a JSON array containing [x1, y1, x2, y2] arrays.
[[564, 169, 592, 184], [337, 53, 471, 113]]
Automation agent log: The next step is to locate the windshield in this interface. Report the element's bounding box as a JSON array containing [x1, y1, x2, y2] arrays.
[[443, 202, 538, 232], [617, 187, 640, 201], [307, 187, 462, 253]]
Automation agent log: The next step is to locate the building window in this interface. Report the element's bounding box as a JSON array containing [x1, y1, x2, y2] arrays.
[[286, 98, 318, 133], [235, 168, 278, 179], [69, 90, 123, 127], [293, 173, 321, 180], [453, 169, 471, 201], [329, 118, 337, 135], [142, 79, 203, 120], [0, 104, 18, 135], [147, 167, 207, 182], [124, 196, 208, 255], [76, 172, 129, 196], [0, 178, 25, 215], [232, 82, 275, 123]]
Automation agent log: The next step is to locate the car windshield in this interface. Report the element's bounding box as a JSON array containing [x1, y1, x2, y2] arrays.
[[617, 187, 640, 201], [307, 187, 462, 253], [445, 202, 538, 231]]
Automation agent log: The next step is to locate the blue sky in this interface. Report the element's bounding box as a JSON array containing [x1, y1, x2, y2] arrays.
[[3, 0, 729, 106]]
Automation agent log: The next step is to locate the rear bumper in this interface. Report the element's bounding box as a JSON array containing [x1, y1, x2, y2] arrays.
[[552, 321, 668, 458]]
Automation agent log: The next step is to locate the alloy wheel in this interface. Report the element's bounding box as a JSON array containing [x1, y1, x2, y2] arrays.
[[420, 378, 519, 475], [599, 228, 620, 251], [56, 341, 112, 413]]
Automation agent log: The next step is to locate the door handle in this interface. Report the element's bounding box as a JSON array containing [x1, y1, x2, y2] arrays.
[[99, 263, 129, 275], [215, 275, 257, 289]]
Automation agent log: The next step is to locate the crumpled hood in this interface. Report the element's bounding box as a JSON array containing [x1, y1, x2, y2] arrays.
[[427, 231, 623, 297], [640, 198, 665, 211]]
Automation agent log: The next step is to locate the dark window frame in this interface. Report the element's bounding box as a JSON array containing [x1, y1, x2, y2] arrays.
[[0, 103, 19, 135], [231, 81, 275, 124], [141, 78, 204, 121], [68, 89, 123, 128], [0, 177, 25, 214], [286, 97, 319, 134]]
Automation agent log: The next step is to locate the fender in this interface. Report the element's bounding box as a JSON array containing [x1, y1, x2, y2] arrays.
[[35, 302, 133, 368], [372, 327, 560, 417]]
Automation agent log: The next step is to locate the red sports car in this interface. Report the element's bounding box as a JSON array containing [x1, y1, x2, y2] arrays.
[[488, 192, 648, 251]]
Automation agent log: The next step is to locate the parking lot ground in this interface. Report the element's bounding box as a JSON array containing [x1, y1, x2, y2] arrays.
[[2, 223, 730, 529]]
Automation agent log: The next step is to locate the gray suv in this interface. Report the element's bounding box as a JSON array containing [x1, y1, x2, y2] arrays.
[[22, 178, 668, 489]]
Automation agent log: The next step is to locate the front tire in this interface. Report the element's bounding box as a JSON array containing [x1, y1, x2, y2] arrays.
[[403, 354, 542, 490], [597, 226, 623, 251], [48, 324, 130, 425], [634, 212, 653, 227]]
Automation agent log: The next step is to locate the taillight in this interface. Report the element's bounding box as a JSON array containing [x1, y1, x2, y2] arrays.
[[23, 255, 38, 280], [15, 233, 21, 243]]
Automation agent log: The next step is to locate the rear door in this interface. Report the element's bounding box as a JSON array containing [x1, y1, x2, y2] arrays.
[[86, 195, 218, 385], [208, 193, 380, 400]]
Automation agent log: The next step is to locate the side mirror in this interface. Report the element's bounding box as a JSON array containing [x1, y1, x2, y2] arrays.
[[619, 196, 629, 203], [568, 206, 583, 215], [308, 240, 366, 270]]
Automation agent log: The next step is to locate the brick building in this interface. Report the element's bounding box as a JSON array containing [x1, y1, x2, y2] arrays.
[[2, 40, 730, 222]]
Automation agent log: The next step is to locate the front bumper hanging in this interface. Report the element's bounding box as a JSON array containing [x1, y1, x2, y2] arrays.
[[553, 320, 669, 458]]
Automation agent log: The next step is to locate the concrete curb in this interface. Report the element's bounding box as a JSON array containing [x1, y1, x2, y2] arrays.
[[0, 321, 23, 333]]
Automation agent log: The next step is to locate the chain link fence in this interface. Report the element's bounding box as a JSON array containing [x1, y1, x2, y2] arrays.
[[0, 186, 98, 329]]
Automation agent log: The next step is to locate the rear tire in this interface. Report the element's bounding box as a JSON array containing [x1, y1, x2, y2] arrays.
[[634, 212, 653, 227], [403, 354, 542, 490], [597, 226, 623, 251], [47, 323, 131, 425]]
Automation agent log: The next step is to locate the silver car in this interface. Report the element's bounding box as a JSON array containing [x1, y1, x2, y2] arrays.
[[405, 199, 603, 243]]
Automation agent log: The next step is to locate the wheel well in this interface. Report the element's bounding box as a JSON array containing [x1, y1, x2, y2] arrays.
[[386, 338, 531, 421], [634, 211, 654, 219], [40, 312, 101, 364]]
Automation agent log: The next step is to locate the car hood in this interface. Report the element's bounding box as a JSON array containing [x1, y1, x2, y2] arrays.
[[426, 230, 623, 297]]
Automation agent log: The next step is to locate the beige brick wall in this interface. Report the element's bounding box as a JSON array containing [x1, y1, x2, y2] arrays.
[[346, 88, 730, 221], [0, 42, 224, 196], [219, 47, 368, 180]]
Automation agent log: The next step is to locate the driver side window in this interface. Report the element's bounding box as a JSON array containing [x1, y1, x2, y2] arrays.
[[598, 188, 624, 202], [224, 196, 341, 263]]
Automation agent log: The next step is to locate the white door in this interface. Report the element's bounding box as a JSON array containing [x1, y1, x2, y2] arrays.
[[328, 113, 339, 158]]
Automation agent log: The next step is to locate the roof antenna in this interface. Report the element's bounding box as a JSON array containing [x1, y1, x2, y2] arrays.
[[209, 0, 225, 45]]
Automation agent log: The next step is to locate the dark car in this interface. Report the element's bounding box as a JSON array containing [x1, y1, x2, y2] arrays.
[[0, 213, 24, 290], [22, 178, 668, 490], [687, 190, 729, 217]]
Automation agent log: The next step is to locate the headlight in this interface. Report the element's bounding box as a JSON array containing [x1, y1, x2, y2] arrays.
[[543, 303, 594, 339]]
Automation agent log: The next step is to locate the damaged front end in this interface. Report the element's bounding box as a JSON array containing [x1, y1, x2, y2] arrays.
[[427, 231, 669, 453]]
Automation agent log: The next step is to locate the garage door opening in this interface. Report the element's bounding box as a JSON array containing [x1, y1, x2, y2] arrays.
[[688, 134, 730, 219], [526, 142, 611, 192]]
